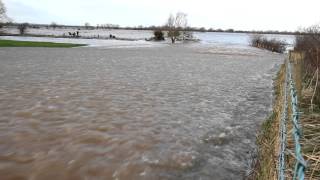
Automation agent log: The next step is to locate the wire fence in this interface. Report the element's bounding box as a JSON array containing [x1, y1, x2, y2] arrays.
[[288, 61, 307, 180], [278, 60, 288, 180], [278, 58, 307, 179]]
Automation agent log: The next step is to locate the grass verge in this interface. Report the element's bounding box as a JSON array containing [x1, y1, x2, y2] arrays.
[[298, 70, 320, 179], [0, 39, 86, 48], [248, 64, 286, 179]]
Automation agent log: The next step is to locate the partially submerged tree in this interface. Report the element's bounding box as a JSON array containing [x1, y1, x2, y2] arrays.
[[18, 23, 28, 35], [166, 12, 188, 43], [166, 14, 179, 43], [84, 22, 90, 29]]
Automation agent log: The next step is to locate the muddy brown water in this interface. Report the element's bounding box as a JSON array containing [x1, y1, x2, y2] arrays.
[[0, 45, 283, 180]]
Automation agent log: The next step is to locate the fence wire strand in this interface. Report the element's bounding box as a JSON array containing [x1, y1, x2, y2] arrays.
[[288, 60, 307, 180], [277, 59, 307, 180], [278, 59, 288, 180]]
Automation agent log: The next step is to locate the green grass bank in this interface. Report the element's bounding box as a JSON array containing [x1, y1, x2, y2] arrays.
[[0, 39, 86, 48]]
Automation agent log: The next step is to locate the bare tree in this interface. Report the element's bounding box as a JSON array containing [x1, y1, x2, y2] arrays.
[[166, 12, 188, 43], [50, 22, 58, 29], [0, 0, 8, 30], [175, 12, 188, 29], [0, 0, 6, 18], [166, 14, 178, 43], [84, 22, 90, 29], [176, 12, 189, 40], [18, 23, 28, 35]]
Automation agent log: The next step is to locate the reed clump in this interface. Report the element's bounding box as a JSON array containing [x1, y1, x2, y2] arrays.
[[286, 24, 320, 179]]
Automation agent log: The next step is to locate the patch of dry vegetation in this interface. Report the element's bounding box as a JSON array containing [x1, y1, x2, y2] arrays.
[[250, 34, 286, 53], [287, 24, 320, 179], [248, 65, 286, 180]]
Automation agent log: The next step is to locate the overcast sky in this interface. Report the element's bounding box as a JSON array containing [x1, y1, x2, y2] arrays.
[[3, 0, 320, 31]]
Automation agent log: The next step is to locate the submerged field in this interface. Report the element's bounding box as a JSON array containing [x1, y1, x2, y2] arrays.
[[0, 42, 284, 179]]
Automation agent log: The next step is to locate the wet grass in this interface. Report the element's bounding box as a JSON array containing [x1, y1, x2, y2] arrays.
[[248, 65, 285, 179], [0, 39, 86, 48], [249, 59, 320, 179]]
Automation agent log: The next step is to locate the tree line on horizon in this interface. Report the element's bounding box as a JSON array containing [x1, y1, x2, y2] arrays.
[[1, 21, 306, 35], [0, 0, 318, 40], [0, 0, 305, 38]]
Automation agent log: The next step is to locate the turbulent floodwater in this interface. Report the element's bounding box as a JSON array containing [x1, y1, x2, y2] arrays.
[[0, 45, 283, 180]]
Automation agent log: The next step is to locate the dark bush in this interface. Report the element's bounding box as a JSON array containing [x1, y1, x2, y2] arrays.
[[153, 30, 165, 41], [250, 34, 286, 53]]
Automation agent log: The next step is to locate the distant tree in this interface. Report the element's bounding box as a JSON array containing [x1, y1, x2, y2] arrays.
[[166, 12, 188, 43], [0, 0, 8, 30], [226, 28, 234, 32], [18, 23, 28, 35], [50, 22, 58, 29], [100, 23, 119, 29], [199, 27, 206, 32], [0, 0, 5, 18], [84, 22, 90, 29], [167, 14, 180, 43]]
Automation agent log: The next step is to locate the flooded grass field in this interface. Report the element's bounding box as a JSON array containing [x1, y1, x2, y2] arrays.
[[0, 43, 284, 179]]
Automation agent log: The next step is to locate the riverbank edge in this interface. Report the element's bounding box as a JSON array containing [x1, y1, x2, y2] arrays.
[[248, 64, 286, 179]]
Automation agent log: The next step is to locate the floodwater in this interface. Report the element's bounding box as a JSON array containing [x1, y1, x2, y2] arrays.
[[2, 27, 154, 40], [1, 27, 295, 47], [0, 39, 284, 179]]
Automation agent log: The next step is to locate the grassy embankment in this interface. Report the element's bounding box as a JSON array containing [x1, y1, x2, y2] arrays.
[[291, 27, 320, 179], [248, 64, 286, 179], [289, 51, 320, 179], [250, 28, 320, 179], [248, 36, 287, 180], [0, 39, 85, 47]]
